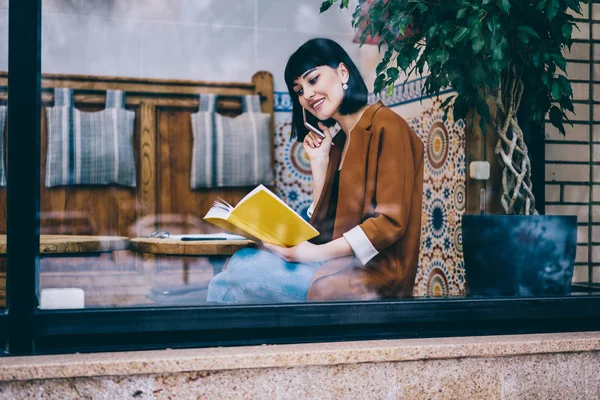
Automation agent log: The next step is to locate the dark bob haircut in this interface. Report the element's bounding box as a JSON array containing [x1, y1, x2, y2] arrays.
[[284, 38, 368, 142]]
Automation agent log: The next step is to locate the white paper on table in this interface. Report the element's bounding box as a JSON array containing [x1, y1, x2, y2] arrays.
[[168, 233, 248, 241]]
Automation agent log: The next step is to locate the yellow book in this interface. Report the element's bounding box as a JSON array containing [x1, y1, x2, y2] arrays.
[[203, 185, 319, 247]]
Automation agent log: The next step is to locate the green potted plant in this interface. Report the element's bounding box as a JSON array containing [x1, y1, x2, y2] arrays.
[[320, 0, 585, 296]]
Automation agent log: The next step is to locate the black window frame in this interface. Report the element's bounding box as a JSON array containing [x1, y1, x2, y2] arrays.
[[3, 0, 600, 356]]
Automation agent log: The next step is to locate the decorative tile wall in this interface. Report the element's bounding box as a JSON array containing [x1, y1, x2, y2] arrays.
[[406, 99, 466, 297]]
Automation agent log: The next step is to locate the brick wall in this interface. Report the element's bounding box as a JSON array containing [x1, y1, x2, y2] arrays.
[[546, 2, 600, 283]]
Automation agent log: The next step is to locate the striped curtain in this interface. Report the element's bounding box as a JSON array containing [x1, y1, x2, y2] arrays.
[[45, 88, 136, 187], [190, 94, 273, 188]]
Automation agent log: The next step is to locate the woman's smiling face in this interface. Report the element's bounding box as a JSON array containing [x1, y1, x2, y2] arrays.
[[292, 64, 348, 120]]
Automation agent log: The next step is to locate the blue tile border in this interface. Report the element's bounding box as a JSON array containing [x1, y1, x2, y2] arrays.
[[274, 76, 455, 112]]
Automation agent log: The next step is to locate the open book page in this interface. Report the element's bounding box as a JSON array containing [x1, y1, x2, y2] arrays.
[[229, 186, 318, 247], [237, 185, 302, 218], [203, 185, 319, 247], [204, 197, 262, 242], [201, 213, 260, 242], [204, 196, 234, 219]]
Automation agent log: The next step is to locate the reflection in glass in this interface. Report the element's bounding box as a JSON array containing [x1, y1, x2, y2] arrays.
[[0, 0, 7, 309], [30, 0, 600, 309]]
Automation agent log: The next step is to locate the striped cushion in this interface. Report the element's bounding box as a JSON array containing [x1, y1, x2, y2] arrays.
[[190, 94, 273, 188], [0, 106, 6, 187], [45, 88, 136, 187]]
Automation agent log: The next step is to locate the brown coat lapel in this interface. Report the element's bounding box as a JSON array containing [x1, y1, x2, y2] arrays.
[[310, 102, 384, 238], [307, 101, 424, 301], [308, 130, 344, 236]]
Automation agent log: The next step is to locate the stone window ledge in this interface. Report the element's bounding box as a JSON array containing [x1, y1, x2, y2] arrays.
[[0, 331, 599, 382]]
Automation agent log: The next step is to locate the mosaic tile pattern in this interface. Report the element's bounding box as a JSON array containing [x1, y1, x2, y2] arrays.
[[273, 114, 314, 221], [367, 76, 454, 109], [273, 92, 466, 297], [405, 99, 466, 297], [274, 76, 452, 113]]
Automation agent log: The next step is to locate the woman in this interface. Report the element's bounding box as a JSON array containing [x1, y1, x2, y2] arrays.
[[207, 38, 424, 303]]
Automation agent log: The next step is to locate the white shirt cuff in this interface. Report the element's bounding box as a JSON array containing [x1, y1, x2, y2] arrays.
[[343, 226, 379, 265], [307, 202, 315, 218]]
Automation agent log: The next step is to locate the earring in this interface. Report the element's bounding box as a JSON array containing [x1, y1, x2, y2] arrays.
[[342, 83, 349, 90]]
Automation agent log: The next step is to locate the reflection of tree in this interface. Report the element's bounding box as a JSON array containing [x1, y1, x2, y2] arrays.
[[518, 219, 573, 294], [468, 217, 574, 296]]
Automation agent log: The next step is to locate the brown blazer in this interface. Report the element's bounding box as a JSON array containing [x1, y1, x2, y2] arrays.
[[307, 101, 424, 300]]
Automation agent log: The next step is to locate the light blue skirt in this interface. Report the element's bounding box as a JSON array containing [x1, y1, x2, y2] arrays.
[[206, 248, 322, 304]]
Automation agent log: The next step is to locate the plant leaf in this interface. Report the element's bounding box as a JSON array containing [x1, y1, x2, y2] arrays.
[[559, 96, 575, 113], [436, 50, 450, 64], [549, 105, 565, 135], [441, 95, 456, 109], [557, 75, 573, 97], [427, 24, 438, 38], [536, 0, 547, 10], [546, 0, 559, 20], [549, 52, 567, 71], [386, 83, 395, 97], [387, 67, 399, 83], [486, 16, 501, 38], [517, 31, 530, 44], [453, 96, 469, 121], [532, 52, 541, 67], [562, 23, 573, 40], [376, 59, 388, 75], [517, 25, 540, 40], [472, 37, 485, 53], [374, 73, 386, 93], [551, 80, 561, 100], [499, 0, 511, 14], [320, 0, 334, 14], [453, 27, 469, 44]]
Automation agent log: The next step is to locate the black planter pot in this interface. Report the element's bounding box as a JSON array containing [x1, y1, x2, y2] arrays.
[[461, 215, 577, 297]]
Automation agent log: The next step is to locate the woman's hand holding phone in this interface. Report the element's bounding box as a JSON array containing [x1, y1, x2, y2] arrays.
[[303, 121, 332, 161]]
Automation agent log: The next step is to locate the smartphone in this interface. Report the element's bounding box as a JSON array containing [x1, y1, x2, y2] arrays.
[[302, 107, 326, 139]]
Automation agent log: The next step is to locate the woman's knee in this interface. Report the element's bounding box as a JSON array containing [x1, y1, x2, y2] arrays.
[[226, 248, 260, 272], [208, 271, 227, 287], [206, 271, 231, 302], [225, 248, 273, 275]]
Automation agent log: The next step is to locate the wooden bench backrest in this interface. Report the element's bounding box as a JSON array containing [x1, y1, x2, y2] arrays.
[[0, 71, 275, 237]]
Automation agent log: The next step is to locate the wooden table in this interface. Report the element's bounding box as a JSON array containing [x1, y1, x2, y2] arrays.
[[129, 237, 254, 257], [129, 237, 255, 274], [0, 234, 130, 255], [129, 237, 256, 302], [0, 235, 130, 305]]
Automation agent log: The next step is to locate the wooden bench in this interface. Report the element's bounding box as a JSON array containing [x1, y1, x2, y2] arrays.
[[0, 71, 275, 307]]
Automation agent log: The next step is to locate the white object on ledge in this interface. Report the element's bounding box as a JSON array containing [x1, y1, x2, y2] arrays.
[[40, 288, 85, 310], [469, 161, 490, 180]]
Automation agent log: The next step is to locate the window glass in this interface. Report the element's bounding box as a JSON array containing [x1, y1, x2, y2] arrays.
[[34, 0, 598, 310], [0, 0, 8, 309], [552, 3, 599, 293]]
